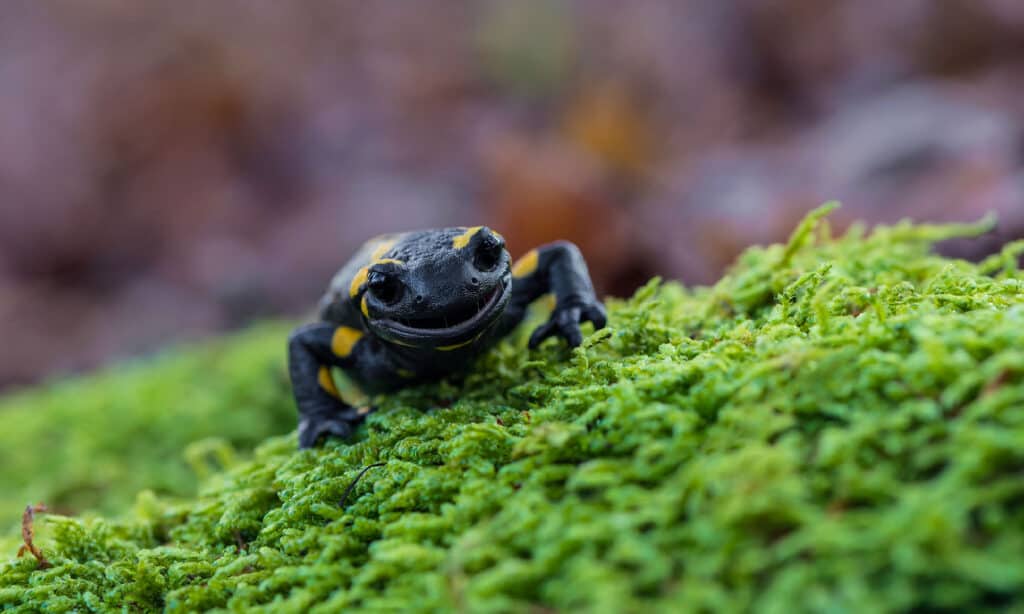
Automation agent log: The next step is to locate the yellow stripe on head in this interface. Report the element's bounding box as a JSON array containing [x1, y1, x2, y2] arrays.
[[373, 258, 404, 267], [318, 367, 341, 399], [332, 326, 364, 357], [370, 239, 397, 262], [452, 226, 483, 250], [361, 295, 370, 318], [512, 249, 539, 278], [349, 266, 370, 298]]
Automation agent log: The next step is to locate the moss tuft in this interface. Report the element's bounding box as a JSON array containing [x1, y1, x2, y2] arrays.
[[3, 206, 1024, 612], [0, 325, 296, 532]]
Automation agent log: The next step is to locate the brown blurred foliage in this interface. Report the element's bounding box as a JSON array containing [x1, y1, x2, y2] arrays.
[[1, 0, 1024, 388]]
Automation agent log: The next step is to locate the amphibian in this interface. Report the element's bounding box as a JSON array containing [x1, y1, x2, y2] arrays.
[[288, 226, 606, 448]]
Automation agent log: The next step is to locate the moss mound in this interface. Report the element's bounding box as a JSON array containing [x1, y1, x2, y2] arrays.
[[3, 205, 1024, 612], [0, 324, 296, 529]]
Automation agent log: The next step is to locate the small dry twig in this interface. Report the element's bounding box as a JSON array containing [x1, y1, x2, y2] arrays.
[[233, 529, 248, 552], [17, 503, 51, 570], [339, 463, 386, 508]]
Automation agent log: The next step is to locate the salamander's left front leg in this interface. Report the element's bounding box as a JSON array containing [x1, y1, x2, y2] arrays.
[[288, 323, 400, 448], [501, 241, 607, 348], [288, 323, 366, 448]]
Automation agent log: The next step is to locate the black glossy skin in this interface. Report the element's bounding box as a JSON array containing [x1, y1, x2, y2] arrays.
[[288, 226, 607, 448]]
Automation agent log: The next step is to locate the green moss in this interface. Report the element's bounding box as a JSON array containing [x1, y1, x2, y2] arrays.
[[0, 324, 296, 534], [3, 205, 1024, 612]]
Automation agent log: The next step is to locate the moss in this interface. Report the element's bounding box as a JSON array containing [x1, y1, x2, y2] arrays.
[[3, 204, 1024, 612], [0, 324, 296, 533]]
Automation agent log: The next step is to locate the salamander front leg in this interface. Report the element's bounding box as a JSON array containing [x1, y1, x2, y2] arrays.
[[288, 323, 370, 448]]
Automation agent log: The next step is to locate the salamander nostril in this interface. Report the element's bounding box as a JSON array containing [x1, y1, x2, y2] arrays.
[[471, 277, 479, 285], [415, 295, 424, 304]]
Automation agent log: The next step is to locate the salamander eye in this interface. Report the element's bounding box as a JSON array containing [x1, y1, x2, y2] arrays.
[[367, 271, 403, 305], [474, 232, 504, 272]]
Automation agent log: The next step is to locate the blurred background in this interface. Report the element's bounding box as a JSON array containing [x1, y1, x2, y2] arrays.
[[2, 0, 1024, 391]]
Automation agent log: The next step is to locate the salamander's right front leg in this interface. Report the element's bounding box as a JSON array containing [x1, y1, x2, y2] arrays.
[[288, 323, 369, 449]]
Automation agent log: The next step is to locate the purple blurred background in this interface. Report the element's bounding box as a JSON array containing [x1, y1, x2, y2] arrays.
[[2, 1, 1024, 390]]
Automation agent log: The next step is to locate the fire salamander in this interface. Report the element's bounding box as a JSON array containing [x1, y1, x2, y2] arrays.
[[288, 226, 607, 448]]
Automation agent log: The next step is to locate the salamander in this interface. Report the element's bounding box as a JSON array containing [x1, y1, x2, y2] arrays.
[[287, 226, 606, 448]]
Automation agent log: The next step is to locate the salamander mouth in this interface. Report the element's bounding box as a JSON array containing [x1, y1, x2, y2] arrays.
[[375, 277, 511, 344]]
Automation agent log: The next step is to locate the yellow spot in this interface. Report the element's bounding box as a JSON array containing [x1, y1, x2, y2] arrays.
[[397, 369, 415, 378], [318, 367, 341, 399], [370, 239, 397, 262], [349, 266, 370, 298], [374, 258, 404, 267], [437, 337, 475, 351], [331, 326, 363, 357], [361, 295, 370, 318], [512, 249, 539, 278], [452, 226, 483, 250]]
